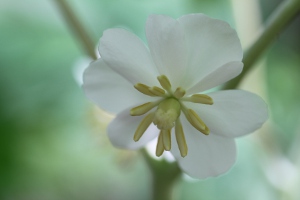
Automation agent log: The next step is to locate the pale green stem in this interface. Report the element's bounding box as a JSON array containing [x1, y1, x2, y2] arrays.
[[54, 0, 97, 60], [224, 0, 300, 89], [141, 149, 181, 200]]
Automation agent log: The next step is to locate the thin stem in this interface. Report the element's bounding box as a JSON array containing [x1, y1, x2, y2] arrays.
[[224, 0, 300, 89], [140, 149, 181, 200], [54, 0, 97, 59]]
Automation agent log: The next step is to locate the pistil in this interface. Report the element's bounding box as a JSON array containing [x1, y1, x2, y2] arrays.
[[153, 98, 181, 130], [131, 74, 213, 157]]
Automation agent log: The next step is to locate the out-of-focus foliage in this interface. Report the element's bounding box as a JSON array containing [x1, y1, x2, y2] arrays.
[[0, 0, 299, 200]]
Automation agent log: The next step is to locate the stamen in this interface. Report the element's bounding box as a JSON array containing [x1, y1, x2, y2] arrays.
[[175, 118, 187, 157], [161, 129, 171, 151], [173, 87, 186, 99], [156, 133, 165, 157], [132, 75, 213, 158], [134, 83, 156, 96], [185, 109, 205, 129], [133, 112, 155, 141], [182, 107, 210, 135], [182, 94, 213, 105], [130, 102, 158, 116], [157, 75, 171, 91], [203, 125, 210, 135], [149, 86, 166, 96]]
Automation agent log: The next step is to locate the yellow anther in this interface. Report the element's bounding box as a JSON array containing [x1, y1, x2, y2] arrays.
[[203, 125, 210, 135], [156, 133, 165, 157], [184, 94, 213, 105], [130, 102, 157, 116], [173, 87, 186, 99], [157, 75, 171, 91], [133, 112, 155, 141], [175, 118, 188, 157], [187, 109, 205, 130], [134, 83, 156, 96], [182, 108, 210, 135], [149, 86, 166, 96], [161, 129, 171, 151]]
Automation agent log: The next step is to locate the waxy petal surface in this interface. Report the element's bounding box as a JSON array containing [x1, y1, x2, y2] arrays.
[[186, 61, 243, 95], [146, 15, 187, 89], [83, 59, 154, 114], [108, 106, 159, 149], [171, 116, 236, 179], [99, 28, 158, 86], [178, 14, 243, 90], [187, 90, 268, 138]]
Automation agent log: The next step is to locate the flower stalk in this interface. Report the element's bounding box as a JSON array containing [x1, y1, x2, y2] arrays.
[[224, 0, 300, 89], [141, 149, 181, 200], [54, 0, 97, 60]]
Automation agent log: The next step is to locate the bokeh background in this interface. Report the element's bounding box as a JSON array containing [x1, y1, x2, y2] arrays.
[[1, 0, 300, 199]]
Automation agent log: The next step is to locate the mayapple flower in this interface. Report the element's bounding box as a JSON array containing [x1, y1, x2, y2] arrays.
[[83, 14, 268, 179]]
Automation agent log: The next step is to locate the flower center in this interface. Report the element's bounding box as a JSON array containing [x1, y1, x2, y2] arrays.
[[130, 75, 213, 157], [153, 98, 181, 130]]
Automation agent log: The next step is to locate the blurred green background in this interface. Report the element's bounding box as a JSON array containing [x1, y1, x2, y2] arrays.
[[0, 0, 299, 199]]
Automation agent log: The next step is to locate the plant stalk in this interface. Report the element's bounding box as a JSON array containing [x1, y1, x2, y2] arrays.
[[224, 0, 300, 89], [54, 0, 97, 59], [141, 149, 181, 200]]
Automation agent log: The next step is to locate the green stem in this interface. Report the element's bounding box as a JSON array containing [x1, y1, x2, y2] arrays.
[[141, 149, 181, 200], [224, 0, 300, 89], [54, 0, 97, 59]]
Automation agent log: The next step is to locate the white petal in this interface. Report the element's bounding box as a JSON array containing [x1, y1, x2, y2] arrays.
[[99, 28, 158, 86], [186, 61, 243, 95], [178, 14, 243, 90], [83, 59, 153, 114], [171, 116, 236, 179], [187, 90, 268, 138], [146, 15, 187, 88], [108, 106, 159, 150]]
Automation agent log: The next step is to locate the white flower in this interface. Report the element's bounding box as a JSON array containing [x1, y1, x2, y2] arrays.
[[83, 14, 268, 179]]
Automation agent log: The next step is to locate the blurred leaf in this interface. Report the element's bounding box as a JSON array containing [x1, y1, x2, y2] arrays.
[[266, 47, 300, 153]]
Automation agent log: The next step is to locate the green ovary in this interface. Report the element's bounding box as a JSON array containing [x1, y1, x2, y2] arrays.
[[153, 98, 181, 130]]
